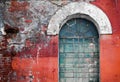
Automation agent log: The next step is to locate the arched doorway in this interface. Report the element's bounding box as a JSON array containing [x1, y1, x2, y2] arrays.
[[59, 18, 99, 82]]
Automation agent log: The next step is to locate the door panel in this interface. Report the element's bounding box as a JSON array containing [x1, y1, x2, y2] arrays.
[[59, 18, 99, 82]]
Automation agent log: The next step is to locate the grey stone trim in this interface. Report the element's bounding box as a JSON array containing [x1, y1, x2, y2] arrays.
[[47, 2, 112, 35]]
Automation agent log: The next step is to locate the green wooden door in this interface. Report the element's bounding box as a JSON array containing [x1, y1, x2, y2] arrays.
[[59, 18, 99, 82]]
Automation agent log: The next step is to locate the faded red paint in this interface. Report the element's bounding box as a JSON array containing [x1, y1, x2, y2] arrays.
[[12, 57, 58, 82], [92, 0, 120, 82], [10, 35, 58, 81], [8, 1, 29, 12], [0, 37, 7, 51], [25, 19, 32, 23], [100, 35, 120, 82]]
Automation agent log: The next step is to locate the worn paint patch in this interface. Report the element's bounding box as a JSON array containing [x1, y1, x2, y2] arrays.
[[2, 0, 58, 52], [10, 57, 58, 82]]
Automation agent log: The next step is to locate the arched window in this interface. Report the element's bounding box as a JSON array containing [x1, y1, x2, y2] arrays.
[[59, 18, 99, 82], [47, 2, 112, 35]]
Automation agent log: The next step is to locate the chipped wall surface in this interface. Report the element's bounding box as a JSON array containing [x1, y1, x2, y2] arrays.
[[1, 0, 96, 52], [0, 0, 120, 82]]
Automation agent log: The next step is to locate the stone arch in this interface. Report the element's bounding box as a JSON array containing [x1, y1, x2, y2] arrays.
[[47, 2, 112, 35]]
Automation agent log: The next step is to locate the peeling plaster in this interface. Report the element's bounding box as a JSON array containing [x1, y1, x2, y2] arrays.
[[0, 2, 5, 35], [0, 1, 100, 52], [2, 0, 58, 52]]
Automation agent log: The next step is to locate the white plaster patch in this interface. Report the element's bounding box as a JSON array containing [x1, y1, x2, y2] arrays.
[[50, 0, 95, 6], [3, 0, 58, 51], [47, 2, 112, 35]]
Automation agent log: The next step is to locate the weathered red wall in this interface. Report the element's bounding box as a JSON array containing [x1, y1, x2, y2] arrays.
[[11, 36, 59, 82], [92, 0, 120, 82], [0, 0, 120, 82]]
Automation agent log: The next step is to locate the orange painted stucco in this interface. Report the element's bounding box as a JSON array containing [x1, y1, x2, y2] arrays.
[[12, 57, 58, 82], [92, 0, 120, 82], [100, 35, 120, 82]]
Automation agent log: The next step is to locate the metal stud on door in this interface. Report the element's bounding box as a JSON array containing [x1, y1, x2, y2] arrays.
[[59, 18, 99, 82]]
